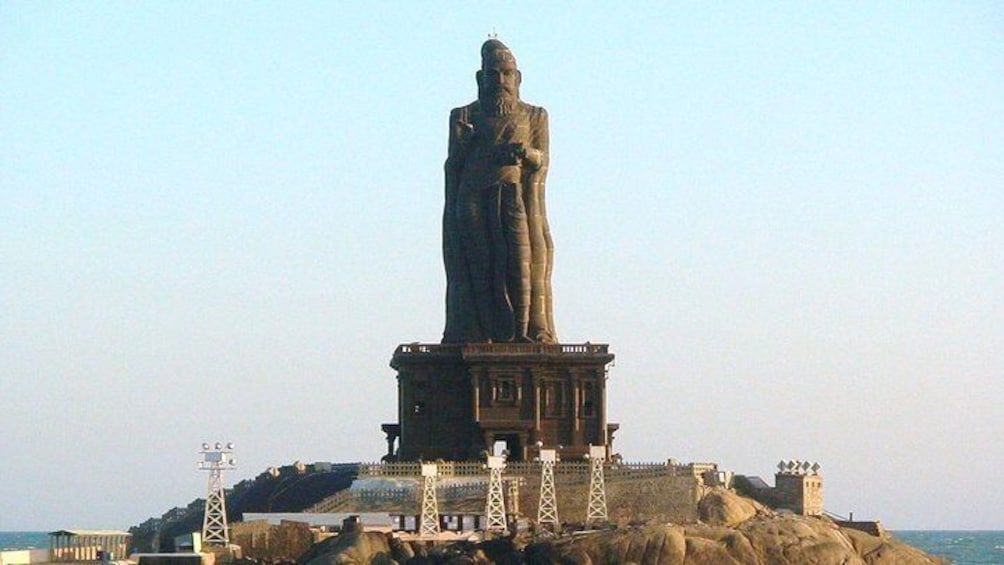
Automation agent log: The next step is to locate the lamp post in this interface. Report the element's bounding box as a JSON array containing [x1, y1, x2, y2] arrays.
[[484, 455, 508, 536], [199, 442, 236, 547], [419, 463, 441, 538], [536, 442, 559, 529], [584, 444, 608, 525]]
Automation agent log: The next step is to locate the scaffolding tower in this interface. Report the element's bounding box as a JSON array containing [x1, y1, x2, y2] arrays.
[[484, 455, 508, 535], [199, 442, 236, 546], [537, 449, 559, 528], [585, 444, 609, 525], [419, 463, 441, 537]]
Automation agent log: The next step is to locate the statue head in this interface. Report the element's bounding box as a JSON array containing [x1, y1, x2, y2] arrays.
[[477, 39, 521, 115]]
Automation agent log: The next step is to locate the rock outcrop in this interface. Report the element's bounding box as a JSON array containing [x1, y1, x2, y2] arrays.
[[533, 517, 943, 564], [301, 489, 945, 564], [696, 487, 764, 527], [299, 531, 397, 565]]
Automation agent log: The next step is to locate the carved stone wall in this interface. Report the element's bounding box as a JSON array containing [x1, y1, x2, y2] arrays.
[[387, 343, 616, 462]]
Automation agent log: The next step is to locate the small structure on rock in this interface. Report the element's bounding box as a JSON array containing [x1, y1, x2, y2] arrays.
[[734, 460, 824, 516]]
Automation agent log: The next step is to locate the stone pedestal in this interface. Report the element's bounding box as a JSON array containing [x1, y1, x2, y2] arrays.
[[383, 343, 617, 462]]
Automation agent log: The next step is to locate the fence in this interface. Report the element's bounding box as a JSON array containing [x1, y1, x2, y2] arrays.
[[308, 460, 718, 514], [357, 460, 714, 480]]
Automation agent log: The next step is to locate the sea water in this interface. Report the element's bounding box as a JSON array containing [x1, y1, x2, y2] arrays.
[[894, 531, 1004, 565], [3, 530, 1004, 563], [0, 531, 50, 551]]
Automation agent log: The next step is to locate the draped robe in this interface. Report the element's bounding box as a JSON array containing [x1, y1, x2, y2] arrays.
[[442, 100, 556, 343]]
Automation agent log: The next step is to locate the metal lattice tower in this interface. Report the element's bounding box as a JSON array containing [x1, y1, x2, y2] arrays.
[[419, 464, 441, 537], [484, 456, 508, 535], [199, 442, 236, 547], [537, 449, 559, 528], [586, 445, 608, 525]]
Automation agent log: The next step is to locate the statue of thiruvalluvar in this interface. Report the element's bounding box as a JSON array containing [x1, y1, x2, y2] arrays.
[[442, 39, 557, 344]]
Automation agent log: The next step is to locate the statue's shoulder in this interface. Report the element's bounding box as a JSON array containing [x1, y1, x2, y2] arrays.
[[520, 102, 548, 124], [450, 101, 479, 120]]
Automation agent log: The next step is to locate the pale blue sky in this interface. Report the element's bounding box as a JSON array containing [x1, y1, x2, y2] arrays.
[[1, 2, 1001, 530]]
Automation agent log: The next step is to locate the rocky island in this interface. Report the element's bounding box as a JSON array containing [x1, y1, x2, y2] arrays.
[[130, 39, 945, 565], [130, 460, 944, 564]]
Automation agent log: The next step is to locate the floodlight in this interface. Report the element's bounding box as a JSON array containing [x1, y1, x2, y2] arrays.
[[486, 455, 506, 469], [536, 440, 544, 448], [539, 449, 557, 463], [588, 445, 607, 460], [421, 463, 438, 477], [227, 442, 235, 450]]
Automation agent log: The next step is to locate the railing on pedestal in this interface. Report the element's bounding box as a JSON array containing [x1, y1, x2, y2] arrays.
[[394, 343, 610, 356]]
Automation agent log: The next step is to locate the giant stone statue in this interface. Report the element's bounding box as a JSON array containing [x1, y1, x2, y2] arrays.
[[442, 39, 557, 344]]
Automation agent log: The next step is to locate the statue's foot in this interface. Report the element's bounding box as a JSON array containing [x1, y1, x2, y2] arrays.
[[533, 330, 556, 343]]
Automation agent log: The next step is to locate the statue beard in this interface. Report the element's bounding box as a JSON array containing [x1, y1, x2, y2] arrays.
[[480, 88, 518, 116]]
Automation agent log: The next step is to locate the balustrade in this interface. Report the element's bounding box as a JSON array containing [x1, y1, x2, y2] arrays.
[[393, 343, 609, 356]]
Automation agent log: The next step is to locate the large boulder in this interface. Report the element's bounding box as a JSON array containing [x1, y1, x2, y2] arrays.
[[697, 487, 764, 527], [299, 531, 398, 565], [736, 515, 863, 564]]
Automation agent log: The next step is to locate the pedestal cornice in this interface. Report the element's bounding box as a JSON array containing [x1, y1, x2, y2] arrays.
[[391, 342, 614, 370]]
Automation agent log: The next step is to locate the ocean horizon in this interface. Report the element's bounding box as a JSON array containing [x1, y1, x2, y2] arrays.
[[2, 529, 1002, 564]]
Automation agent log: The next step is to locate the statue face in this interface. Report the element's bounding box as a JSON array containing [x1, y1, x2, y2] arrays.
[[478, 58, 521, 107], [484, 60, 519, 97]]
